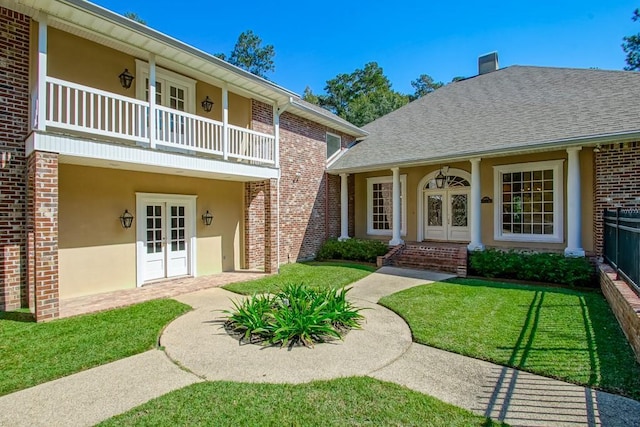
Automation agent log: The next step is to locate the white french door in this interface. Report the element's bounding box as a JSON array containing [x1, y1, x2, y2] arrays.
[[136, 194, 196, 286], [424, 190, 470, 241]]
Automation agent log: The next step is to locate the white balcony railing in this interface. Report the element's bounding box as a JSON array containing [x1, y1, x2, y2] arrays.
[[44, 77, 276, 165]]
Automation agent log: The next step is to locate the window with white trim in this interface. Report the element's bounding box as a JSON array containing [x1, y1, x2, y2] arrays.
[[326, 132, 341, 159], [367, 175, 407, 236], [135, 59, 197, 114], [493, 160, 564, 243]]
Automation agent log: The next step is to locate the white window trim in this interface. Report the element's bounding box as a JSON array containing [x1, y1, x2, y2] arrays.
[[493, 159, 564, 243], [135, 192, 198, 287], [367, 175, 407, 236], [326, 131, 342, 161], [135, 59, 197, 114]]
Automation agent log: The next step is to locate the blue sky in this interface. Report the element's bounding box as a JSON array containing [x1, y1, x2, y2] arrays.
[[93, 1, 639, 96]]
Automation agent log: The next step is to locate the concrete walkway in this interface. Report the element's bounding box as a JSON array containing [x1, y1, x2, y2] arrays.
[[1, 267, 640, 426]]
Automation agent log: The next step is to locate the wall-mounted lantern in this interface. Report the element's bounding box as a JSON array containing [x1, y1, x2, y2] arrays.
[[118, 68, 134, 89], [202, 210, 213, 226], [119, 209, 134, 229], [201, 96, 214, 112]]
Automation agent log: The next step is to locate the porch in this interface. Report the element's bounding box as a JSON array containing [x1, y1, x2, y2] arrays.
[[59, 270, 266, 319]]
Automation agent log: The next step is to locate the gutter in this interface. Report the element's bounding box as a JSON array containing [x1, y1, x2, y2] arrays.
[[326, 129, 640, 174]]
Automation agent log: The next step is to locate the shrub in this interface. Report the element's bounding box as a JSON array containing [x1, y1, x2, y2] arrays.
[[316, 238, 389, 263], [224, 283, 364, 347], [469, 248, 595, 287]]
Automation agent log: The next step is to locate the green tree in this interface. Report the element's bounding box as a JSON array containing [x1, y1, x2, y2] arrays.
[[216, 30, 275, 78], [622, 9, 640, 71], [450, 76, 466, 83], [302, 86, 320, 105], [123, 12, 146, 25], [315, 62, 408, 126], [409, 74, 443, 100]]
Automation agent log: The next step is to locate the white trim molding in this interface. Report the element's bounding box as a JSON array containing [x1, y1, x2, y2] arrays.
[[367, 174, 407, 237], [493, 159, 565, 243], [135, 59, 197, 114]]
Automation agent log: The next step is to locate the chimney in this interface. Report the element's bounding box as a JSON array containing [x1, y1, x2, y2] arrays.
[[478, 52, 499, 75]]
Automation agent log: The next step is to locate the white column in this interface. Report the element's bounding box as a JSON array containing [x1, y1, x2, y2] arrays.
[[273, 104, 280, 168], [339, 173, 350, 241], [389, 167, 404, 246], [468, 158, 484, 251], [222, 84, 229, 160], [148, 54, 156, 149], [36, 16, 48, 131], [565, 147, 585, 256]]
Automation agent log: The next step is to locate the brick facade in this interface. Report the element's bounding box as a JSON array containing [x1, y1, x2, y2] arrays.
[[0, 8, 29, 311], [26, 151, 59, 321], [594, 142, 640, 256], [245, 100, 354, 270]]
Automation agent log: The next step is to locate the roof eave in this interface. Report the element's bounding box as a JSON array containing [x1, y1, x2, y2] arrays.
[[288, 99, 369, 137], [327, 130, 640, 174]]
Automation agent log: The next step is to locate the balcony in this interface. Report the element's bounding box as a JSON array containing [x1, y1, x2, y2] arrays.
[[42, 77, 276, 166]]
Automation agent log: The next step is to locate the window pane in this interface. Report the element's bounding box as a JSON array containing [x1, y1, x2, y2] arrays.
[[501, 168, 554, 235], [326, 133, 341, 158]]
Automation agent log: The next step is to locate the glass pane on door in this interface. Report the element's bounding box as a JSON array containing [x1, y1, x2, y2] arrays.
[[146, 204, 163, 254], [169, 205, 186, 252], [427, 195, 443, 226], [451, 194, 468, 227]]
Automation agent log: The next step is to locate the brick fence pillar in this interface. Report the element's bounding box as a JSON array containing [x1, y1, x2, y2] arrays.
[[26, 151, 59, 321]]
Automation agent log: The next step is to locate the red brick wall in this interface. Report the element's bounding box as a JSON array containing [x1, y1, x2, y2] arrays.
[[600, 264, 640, 362], [245, 100, 355, 269], [0, 8, 30, 311], [26, 151, 59, 321], [594, 142, 640, 256]]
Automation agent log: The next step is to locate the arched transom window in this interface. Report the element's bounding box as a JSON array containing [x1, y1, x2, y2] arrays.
[[424, 175, 470, 190]]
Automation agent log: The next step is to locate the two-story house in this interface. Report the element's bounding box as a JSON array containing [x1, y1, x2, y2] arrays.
[[0, 0, 366, 321]]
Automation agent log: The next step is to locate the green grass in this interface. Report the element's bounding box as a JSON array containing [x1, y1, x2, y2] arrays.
[[100, 377, 506, 426], [223, 261, 376, 295], [0, 299, 190, 396], [379, 278, 640, 400]]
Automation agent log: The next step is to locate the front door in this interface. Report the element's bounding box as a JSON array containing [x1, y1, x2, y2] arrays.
[[141, 199, 191, 283], [424, 190, 470, 241]]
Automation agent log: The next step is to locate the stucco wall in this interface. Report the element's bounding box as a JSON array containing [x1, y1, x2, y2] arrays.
[[58, 165, 243, 298], [353, 148, 595, 252]]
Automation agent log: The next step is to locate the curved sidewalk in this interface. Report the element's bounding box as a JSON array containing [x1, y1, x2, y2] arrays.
[[1, 267, 640, 426]]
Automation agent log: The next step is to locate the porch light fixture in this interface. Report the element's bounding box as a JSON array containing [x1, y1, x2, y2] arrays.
[[201, 96, 214, 113], [202, 210, 213, 226], [118, 68, 134, 89], [119, 209, 134, 229], [435, 168, 447, 189]]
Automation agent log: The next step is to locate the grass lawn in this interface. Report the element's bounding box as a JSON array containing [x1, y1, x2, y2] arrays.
[[100, 377, 506, 427], [0, 299, 190, 396], [223, 261, 376, 294], [379, 278, 640, 400]]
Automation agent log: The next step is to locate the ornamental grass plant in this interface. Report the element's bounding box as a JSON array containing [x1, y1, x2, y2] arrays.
[[224, 283, 363, 348]]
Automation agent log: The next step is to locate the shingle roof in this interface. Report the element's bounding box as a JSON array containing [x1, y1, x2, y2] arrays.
[[329, 66, 640, 172]]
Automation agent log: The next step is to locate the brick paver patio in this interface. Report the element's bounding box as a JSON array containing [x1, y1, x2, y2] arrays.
[[58, 271, 267, 318]]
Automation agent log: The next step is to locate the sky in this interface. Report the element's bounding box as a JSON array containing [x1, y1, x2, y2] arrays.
[[92, 0, 639, 96]]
